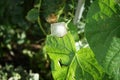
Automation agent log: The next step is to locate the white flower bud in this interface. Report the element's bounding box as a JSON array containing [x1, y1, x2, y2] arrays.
[[51, 22, 67, 37]]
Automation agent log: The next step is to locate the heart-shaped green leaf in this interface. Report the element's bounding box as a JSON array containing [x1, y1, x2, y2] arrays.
[[44, 32, 103, 80], [85, 0, 120, 79]]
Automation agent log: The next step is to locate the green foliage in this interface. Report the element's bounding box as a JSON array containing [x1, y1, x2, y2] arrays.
[[0, 64, 42, 80], [1, 0, 119, 79], [67, 21, 79, 41], [0, 0, 51, 79], [0, 0, 79, 79], [85, 0, 120, 79], [44, 32, 103, 80], [26, 8, 39, 22]]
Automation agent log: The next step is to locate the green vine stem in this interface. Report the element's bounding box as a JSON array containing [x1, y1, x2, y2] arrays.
[[37, 0, 47, 35], [37, 17, 47, 35]]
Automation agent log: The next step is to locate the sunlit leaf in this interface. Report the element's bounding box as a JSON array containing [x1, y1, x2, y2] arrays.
[[44, 32, 103, 80]]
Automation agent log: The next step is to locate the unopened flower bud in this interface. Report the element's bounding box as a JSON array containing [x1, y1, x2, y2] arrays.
[[51, 22, 67, 37]]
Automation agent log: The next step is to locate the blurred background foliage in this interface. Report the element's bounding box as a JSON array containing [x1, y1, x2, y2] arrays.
[[0, 0, 92, 79]]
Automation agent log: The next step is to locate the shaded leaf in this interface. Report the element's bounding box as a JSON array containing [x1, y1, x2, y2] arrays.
[[68, 21, 79, 41], [26, 8, 39, 22], [85, 0, 120, 79]]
